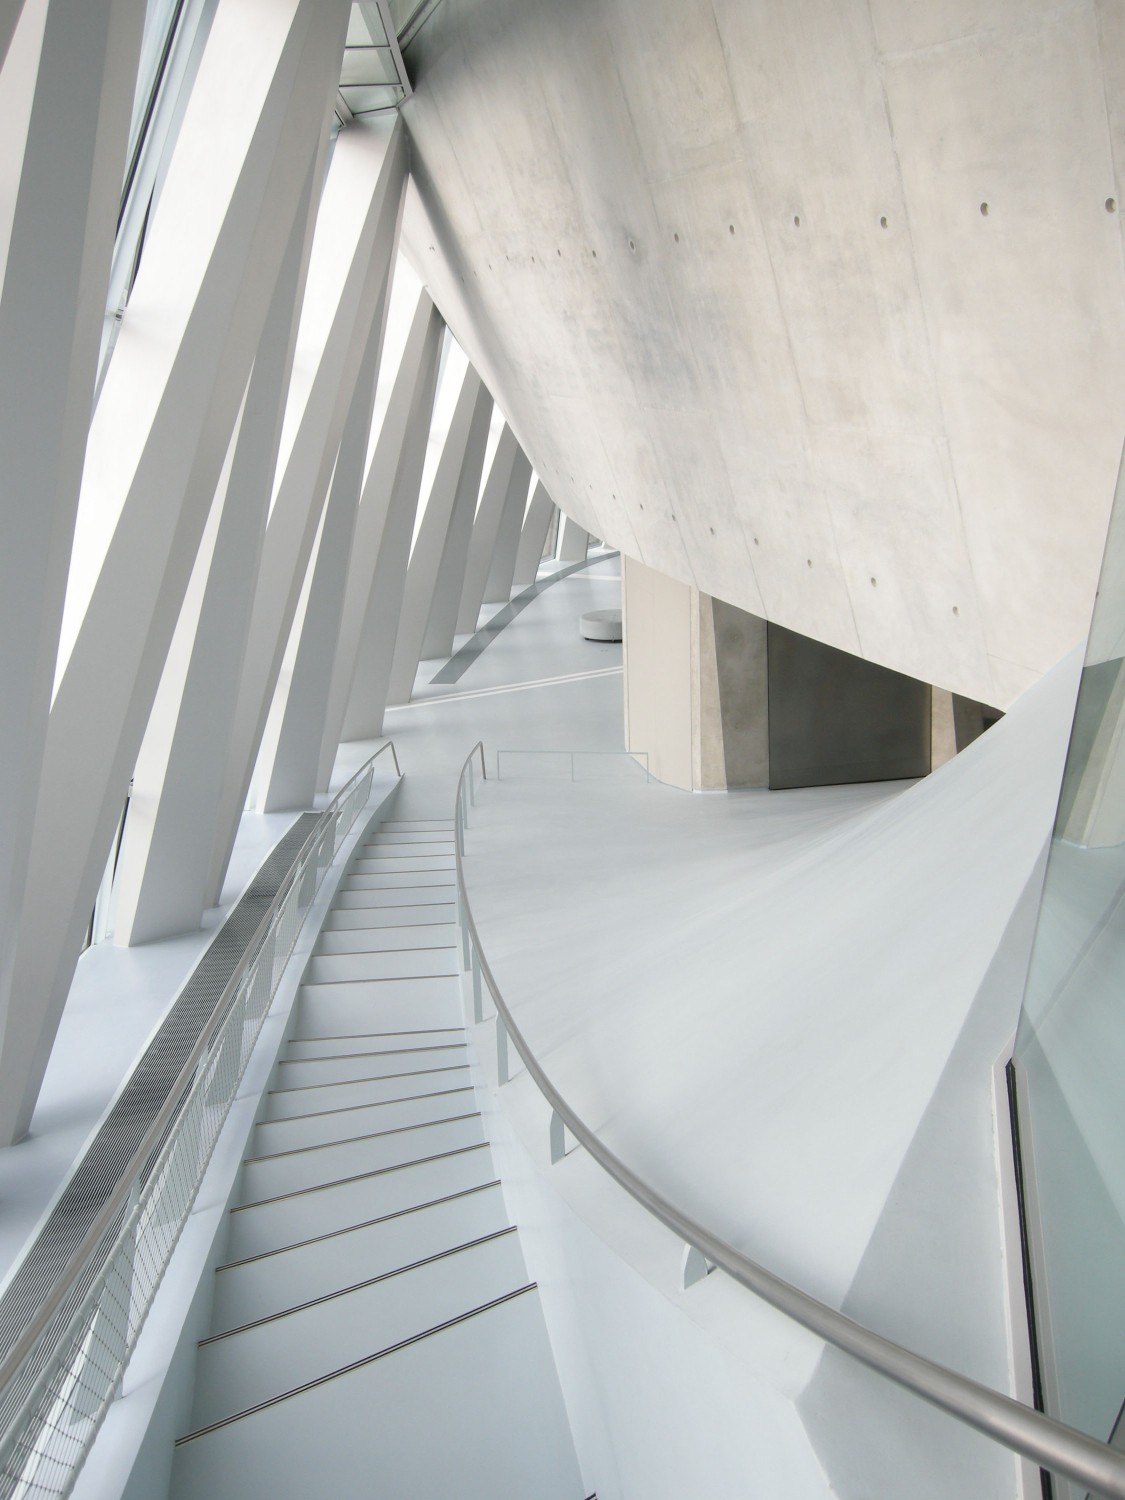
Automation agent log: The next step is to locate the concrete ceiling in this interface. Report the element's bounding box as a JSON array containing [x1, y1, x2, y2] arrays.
[[397, 0, 1125, 707]]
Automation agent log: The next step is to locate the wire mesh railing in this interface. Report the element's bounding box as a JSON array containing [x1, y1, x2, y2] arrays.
[[453, 741, 1125, 1500], [0, 741, 400, 1500]]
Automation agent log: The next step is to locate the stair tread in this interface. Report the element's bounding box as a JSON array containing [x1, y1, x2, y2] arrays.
[[172, 1289, 581, 1500], [189, 1233, 529, 1430]]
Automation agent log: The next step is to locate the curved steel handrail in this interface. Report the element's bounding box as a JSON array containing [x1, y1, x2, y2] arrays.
[[0, 739, 401, 1401], [453, 744, 1125, 1500]]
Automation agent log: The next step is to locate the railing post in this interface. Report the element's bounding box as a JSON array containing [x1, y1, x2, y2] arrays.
[[682, 1244, 716, 1289], [458, 889, 470, 970], [496, 1016, 509, 1084], [550, 1109, 567, 1163], [471, 944, 483, 1023]]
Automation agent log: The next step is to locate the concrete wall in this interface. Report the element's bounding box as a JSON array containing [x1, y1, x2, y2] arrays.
[[624, 555, 928, 792], [400, 0, 1125, 710], [766, 623, 932, 789]]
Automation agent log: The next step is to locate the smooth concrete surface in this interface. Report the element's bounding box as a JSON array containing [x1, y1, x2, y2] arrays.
[[400, 0, 1123, 710], [711, 596, 770, 788], [766, 621, 933, 788], [623, 554, 769, 790]]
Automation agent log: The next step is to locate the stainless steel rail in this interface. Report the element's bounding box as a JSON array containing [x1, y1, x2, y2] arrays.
[[453, 741, 1125, 1500], [0, 741, 401, 1499]]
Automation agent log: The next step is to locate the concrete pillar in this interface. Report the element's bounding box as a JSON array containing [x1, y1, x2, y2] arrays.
[[205, 116, 407, 903], [623, 555, 767, 791], [511, 483, 556, 590], [258, 256, 391, 812], [623, 555, 929, 792], [385, 365, 492, 703], [0, 0, 351, 1144], [765, 623, 932, 789], [482, 446, 533, 604], [931, 689, 958, 770], [558, 513, 589, 562], [417, 371, 493, 661], [112, 158, 323, 947], [335, 294, 445, 748], [0, 0, 28, 76], [0, 0, 146, 1109], [455, 424, 519, 634]]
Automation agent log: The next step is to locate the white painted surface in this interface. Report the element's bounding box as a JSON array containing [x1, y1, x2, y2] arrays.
[[465, 653, 1080, 1308]]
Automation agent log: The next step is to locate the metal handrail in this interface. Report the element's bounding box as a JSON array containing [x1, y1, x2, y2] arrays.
[[453, 743, 1125, 1500], [0, 740, 401, 1490]]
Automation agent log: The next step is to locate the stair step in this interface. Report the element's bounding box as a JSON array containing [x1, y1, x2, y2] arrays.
[[333, 887, 455, 909], [187, 1231, 529, 1430], [295, 981, 462, 1035], [351, 855, 456, 875], [265, 1067, 470, 1122], [324, 903, 457, 930], [223, 1141, 496, 1262], [343, 871, 455, 891], [315, 923, 458, 954], [285, 1028, 462, 1058], [238, 1113, 484, 1202], [378, 820, 454, 832], [304, 948, 459, 984], [271, 1043, 468, 1091], [251, 1083, 476, 1153], [364, 832, 456, 846], [171, 1288, 582, 1500], [209, 1184, 511, 1333]]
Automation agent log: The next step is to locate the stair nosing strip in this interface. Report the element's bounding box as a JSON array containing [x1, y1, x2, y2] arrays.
[[231, 1140, 489, 1211], [175, 1285, 536, 1443], [331, 897, 455, 908], [244, 1110, 481, 1163], [215, 1179, 502, 1270], [299, 973, 457, 986], [313, 941, 457, 957], [267, 1062, 470, 1096], [200, 1226, 518, 1345], [288, 1027, 463, 1043], [342, 876, 456, 888]]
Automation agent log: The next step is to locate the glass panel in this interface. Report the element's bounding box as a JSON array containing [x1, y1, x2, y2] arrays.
[[125, 0, 183, 174], [348, 3, 388, 48], [340, 46, 400, 88], [339, 82, 404, 114], [1012, 449, 1125, 1497]]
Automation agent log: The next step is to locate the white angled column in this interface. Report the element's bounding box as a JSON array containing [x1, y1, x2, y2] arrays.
[[558, 513, 591, 562], [511, 483, 558, 589], [482, 444, 533, 604], [419, 374, 493, 660], [257, 255, 392, 812], [455, 424, 519, 633], [0, 0, 147, 1130], [334, 294, 445, 750], [111, 155, 322, 947], [0, 0, 350, 1145], [386, 366, 492, 702], [205, 115, 408, 903], [0, 0, 28, 74]]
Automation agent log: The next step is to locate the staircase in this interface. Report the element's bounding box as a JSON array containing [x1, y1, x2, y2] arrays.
[[170, 811, 584, 1499]]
